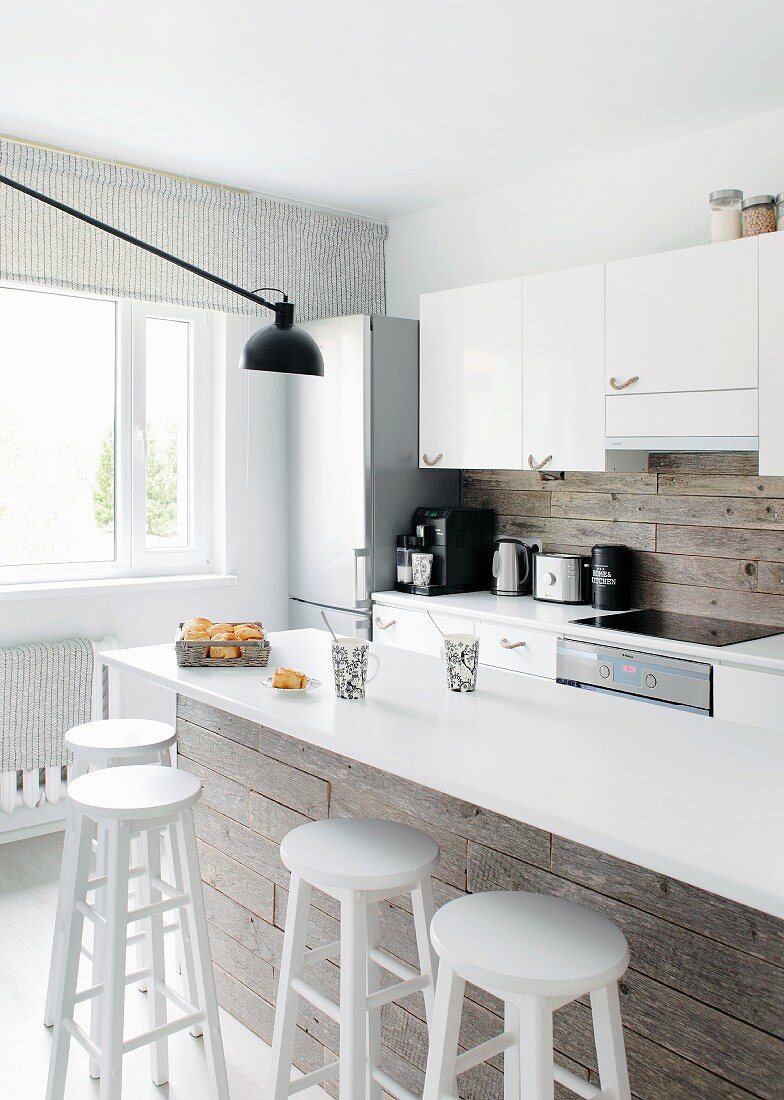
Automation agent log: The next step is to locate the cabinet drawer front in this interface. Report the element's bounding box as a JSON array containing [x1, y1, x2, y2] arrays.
[[372, 605, 476, 656], [713, 665, 784, 733], [478, 622, 556, 678], [606, 389, 758, 444]]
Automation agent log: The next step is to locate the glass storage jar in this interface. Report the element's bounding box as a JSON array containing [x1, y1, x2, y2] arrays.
[[709, 189, 743, 243], [742, 195, 777, 237], [396, 534, 422, 584], [777, 193, 784, 231]]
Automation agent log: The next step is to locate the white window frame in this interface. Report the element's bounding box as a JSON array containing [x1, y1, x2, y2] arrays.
[[0, 283, 215, 585]]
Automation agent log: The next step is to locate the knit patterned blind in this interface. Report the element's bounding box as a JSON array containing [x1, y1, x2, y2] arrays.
[[0, 139, 386, 319]]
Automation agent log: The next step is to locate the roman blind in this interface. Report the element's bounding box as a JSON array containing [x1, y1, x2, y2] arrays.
[[0, 139, 386, 319]]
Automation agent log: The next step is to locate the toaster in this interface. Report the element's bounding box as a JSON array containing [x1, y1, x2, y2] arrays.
[[533, 553, 591, 604]]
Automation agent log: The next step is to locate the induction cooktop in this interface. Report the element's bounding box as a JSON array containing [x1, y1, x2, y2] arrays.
[[570, 609, 782, 647]]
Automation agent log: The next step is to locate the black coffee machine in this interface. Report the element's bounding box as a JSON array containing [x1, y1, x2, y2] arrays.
[[396, 507, 495, 595]]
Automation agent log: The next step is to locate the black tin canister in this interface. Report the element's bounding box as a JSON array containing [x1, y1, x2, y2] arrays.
[[591, 544, 631, 611]]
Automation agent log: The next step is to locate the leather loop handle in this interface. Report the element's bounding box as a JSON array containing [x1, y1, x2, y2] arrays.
[[528, 454, 553, 471], [422, 452, 444, 467], [609, 375, 639, 391]]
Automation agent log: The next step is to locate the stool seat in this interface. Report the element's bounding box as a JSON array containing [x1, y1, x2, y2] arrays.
[[281, 817, 440, 892], [65, 718, 176, 762], [431, 891, 629, 998], [68, 765, 202, 821]]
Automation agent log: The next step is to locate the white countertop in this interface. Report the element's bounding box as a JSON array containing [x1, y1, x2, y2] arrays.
[[373, 590, 784, 673], [102, 629, 784, 918]]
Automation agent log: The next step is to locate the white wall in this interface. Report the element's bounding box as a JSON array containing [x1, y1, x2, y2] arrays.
[[386, 106, 784, 317], [0, 315, 289, 720]]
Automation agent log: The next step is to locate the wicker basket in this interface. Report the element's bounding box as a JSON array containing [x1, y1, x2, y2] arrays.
[[175, 622, 271, 668]]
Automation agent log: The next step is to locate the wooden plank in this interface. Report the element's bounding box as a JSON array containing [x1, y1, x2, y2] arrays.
[[756, 561, 784, 595], [213, 964, 325, 1076], [194, 802, 290, 889], [204, 881, 283, 966], [551, 835, 784, 968], [196, 837, 274, 922], [177, 717, 330, 819], [208, 922, 275, 1002], [179, 753, 250, 825], [463, 469, 659, 494], [658, 473, 784, 498], [634, 579, 784, 626], [655, 523, 784, 561], [467, 842, 784, 1039], [461, 484, 552, 516], [496, 514, 656, 550], [248, 791, 312, 845], [634, 551, 758, 592], [551, 491, 784, 530], [647, 452, 759, 475]]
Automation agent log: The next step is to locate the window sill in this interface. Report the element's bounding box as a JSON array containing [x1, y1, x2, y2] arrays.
[[0, 573, 238, 603]]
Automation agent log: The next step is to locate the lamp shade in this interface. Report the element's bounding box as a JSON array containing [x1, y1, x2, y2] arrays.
[[240, 321, 324, 376]]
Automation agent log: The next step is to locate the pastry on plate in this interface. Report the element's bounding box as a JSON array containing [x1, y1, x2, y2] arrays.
[[208, 632, 242, 659], [272, 667, 307, 690]]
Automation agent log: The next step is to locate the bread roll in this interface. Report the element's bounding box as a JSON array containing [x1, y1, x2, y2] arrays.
[[236, 625, 263, 641], [272, 667, 307, 689], [182, 625, 209, 641], [208, 631, 241, 659], [184, 617, 212, 631], [207, 623, 235, 638]]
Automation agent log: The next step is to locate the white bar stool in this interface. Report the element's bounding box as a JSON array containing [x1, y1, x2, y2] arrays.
[[423, 891, 632, 1100], [44, 718, 202, 1074], [269, 817, 440, 1100], [46, 765, 229, 1100]]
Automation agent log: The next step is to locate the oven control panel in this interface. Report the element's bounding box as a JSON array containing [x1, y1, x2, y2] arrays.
[[556, 638, 712, 713]]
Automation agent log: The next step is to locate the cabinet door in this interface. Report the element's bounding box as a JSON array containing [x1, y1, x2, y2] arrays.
[[759, 232, 784, 475], [605, 237, 758, 396], [419, 278, 523, 470], [713, 665, 784, 733], [372, 604, 476, 655], [522, 263, 605, 472]]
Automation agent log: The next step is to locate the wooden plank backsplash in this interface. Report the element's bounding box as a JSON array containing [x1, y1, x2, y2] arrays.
[[462, 452, 784, 625]]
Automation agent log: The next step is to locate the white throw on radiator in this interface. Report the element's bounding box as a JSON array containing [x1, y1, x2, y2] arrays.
[[0, 636, 119, 837]]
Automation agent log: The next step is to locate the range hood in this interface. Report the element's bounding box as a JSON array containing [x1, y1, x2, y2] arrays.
[[604, 388, 759, 453]]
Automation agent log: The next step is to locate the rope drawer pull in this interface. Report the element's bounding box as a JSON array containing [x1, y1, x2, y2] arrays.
[[528, 454, 552, 471], [422, 453, 444, 467], [500, 638, 527, 650], [609, 375, 639, 391], [374, 617, 397, 631]]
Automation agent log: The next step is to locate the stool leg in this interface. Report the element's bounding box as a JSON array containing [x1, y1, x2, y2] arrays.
[[412, 876, 438, 1028], [45, 810, 94, 1100], [99, 819, 132, 1100], [366, 901, 383, 1100], [340, 889, 369, 1100], [503, 1002, 521, 1100], [423, 962, 465, 1100], [518, 996, 554, 1100], [44, 809, 79, 1028], [89, 823, 109, 1078], [591, 983, 631, 1100], [165, 819, 203, 1036], [145, 826, 170, 1085], [178, 811, 231, 1100], [269, 871, 313, 1100], [132, 832, 149, 992]]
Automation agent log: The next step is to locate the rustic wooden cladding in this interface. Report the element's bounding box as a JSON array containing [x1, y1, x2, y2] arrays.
[[178, 697, 784, 1100], [462, 452, 784, 624]]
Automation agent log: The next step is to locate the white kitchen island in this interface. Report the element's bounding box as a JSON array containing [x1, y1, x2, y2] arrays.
[[102, 628, 783, 917], [101, 629, 784, 1098]]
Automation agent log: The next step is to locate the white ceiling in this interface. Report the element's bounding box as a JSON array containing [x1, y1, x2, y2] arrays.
[[3, 0, 784, 219]]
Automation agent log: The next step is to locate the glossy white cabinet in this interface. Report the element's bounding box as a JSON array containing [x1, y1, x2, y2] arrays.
[[759, 232, 784, 476], [372, 605, 477, 656], [419, 278, 523, 470], [522, 263, 605, 472], [605, 237, 758, 398], [713, 664, 784, 733]]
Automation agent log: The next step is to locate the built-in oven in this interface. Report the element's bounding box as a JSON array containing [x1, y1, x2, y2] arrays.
[[556, 638, 712, 715]]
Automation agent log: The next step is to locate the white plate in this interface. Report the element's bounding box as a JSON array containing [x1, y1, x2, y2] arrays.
[[261, 675, 322, 694]]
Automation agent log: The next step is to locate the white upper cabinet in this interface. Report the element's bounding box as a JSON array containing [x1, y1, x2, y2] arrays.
[[522, 263, 605, 472], [759, 232, 784, 476], [605, 236, 758, 396], [419, 278, 523, 470]]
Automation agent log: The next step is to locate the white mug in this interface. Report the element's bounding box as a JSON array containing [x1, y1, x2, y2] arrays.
[[331, 637, 381, 700], [412, 552, 434, 587], [441, 633, 480, 692]]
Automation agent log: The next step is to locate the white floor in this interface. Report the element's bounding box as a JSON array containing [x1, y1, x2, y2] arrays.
[[0, 830, 325, 1099]]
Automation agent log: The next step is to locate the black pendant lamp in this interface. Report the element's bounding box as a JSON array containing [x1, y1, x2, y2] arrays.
[[0, 172, 325, 378]]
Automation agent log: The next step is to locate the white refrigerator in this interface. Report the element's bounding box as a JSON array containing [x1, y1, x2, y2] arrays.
[[287, 314, 459, 638]]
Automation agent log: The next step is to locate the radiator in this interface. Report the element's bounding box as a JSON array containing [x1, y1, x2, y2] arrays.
[[0, 636, 120, 836]]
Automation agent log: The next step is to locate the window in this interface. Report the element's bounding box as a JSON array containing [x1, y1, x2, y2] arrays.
[[0, 283, 214, 584]]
